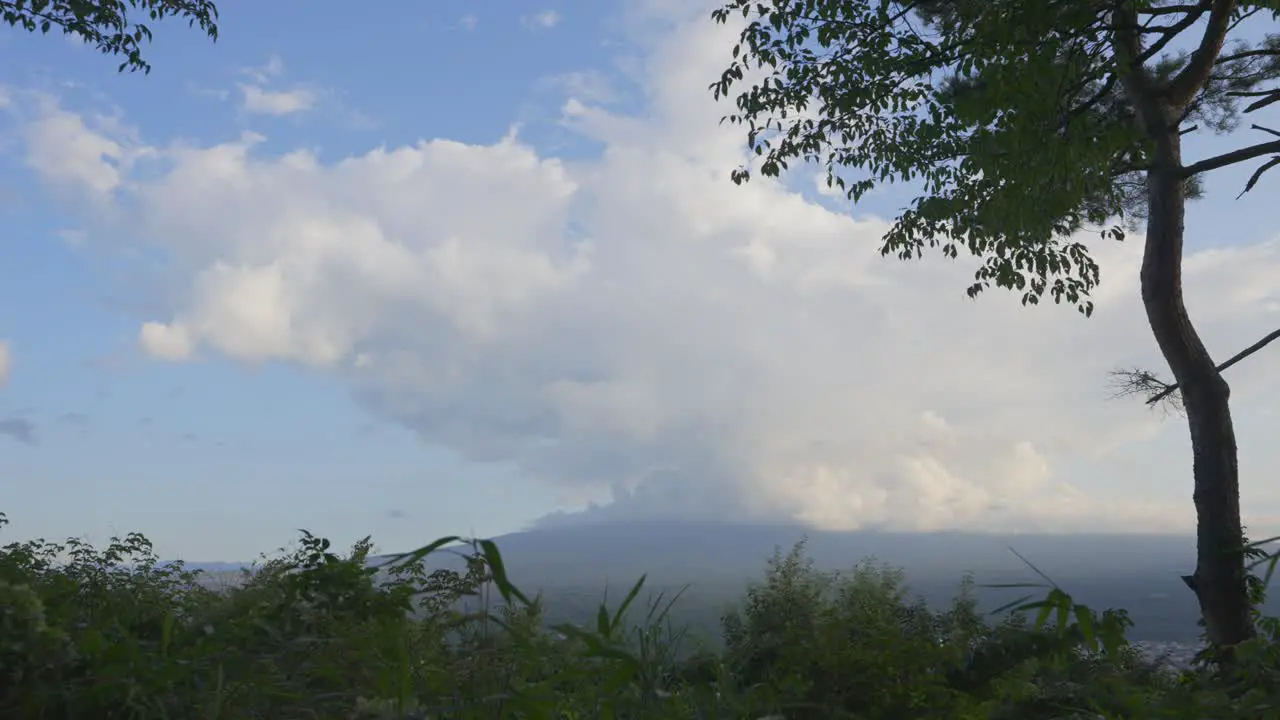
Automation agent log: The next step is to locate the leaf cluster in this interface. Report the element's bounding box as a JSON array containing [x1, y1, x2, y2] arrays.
[[710, 0, 1280, 315], [1, 0, 218, 73]]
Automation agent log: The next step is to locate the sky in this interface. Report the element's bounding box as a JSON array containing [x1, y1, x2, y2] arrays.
[[0, 0, 1278, 562]]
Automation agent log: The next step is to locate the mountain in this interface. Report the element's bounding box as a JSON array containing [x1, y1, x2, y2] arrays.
[[186, 521, 1271, 644], [445, 521, 1215, 642]]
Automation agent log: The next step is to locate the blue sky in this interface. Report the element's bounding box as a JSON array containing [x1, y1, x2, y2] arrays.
[[1, 1, 1278, 561], [0, 0, 609, 558]]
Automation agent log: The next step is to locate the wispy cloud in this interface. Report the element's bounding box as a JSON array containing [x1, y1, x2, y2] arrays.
[[0, 417, 36, 446], [238, 84, 321, 117], [241, 55, 285, 85], [522, 10, 561, 29], [187, 82, 231, 103], [57, 412, 89, 426], [235, 56, 323, 117], [537, 70, 618, 105]]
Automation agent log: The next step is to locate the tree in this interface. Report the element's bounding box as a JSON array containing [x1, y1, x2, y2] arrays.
[[2, 0, 219, 74], [710, 0, 1280, 654]]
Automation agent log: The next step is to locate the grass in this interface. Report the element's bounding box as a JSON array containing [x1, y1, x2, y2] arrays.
[[4, 511, 1280, 719]]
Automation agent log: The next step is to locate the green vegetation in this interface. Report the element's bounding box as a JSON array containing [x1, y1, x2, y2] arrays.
[[6, 513, 1280, 719]]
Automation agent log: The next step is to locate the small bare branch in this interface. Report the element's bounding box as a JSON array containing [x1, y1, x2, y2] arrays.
[[1226, 6, 1263, 34], [1109, 366, 1184, 414]]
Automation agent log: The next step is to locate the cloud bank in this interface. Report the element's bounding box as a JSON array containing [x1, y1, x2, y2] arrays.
[[8, 6, 1280, 534]]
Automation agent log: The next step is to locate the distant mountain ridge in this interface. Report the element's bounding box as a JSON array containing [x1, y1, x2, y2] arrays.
[[180, 520, 1199, 580], [175, 520, 1248, 643]]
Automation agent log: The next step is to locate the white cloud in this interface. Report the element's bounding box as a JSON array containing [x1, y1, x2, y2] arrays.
[[11, 3, 1280, 535], [234, 56, 323, 116], [457, 15, 479, 31], [23, 104, 128, 198], [139, 322, 194, 361], [523, 10, 561, 29], [238, 84, 320, 117], [0, 341, 10, 387]]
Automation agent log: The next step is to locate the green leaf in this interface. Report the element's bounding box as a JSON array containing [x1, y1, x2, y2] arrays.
[[477, 538, 532, 607]]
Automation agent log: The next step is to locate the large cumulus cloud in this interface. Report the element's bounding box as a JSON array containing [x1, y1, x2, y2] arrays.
[[7, 4, 1280, 534]]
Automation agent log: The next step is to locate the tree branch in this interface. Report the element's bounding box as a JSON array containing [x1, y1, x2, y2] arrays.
[[1110, 366, 1183, 414], [1183, 128, 1280, 176], [1141, 328, 1280, 406], [1217, 47, 1280, 65], [1228, 89, 1280, 98], [1245, 90, 1280, 114], [1236, 156, 1280, 198], [1064, 72, 1117, 125], [1163, 0, 1237, 107], [1139, 3, 1206, 15], [1112, 3, 1159, 98], [1137, 0, 1211, 66], [1226, 6, 1264, 35]]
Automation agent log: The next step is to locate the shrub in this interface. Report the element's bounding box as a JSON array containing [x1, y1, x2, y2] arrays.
[[3, 512, 1280, 719]]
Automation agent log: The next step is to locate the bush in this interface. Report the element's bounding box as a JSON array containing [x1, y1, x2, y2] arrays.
[[2, 512, 1280, 719]]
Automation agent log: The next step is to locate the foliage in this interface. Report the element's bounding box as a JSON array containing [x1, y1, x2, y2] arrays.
[[708, 0, 1280, 316], [1, 0, 219, 73], [5, 511, 1280, 718]]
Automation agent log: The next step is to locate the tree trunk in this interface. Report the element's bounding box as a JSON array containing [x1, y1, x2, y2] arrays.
[[1141, 111, 1253, 653]]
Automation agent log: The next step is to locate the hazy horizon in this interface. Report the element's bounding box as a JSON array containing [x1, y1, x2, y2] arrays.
[[173, 519, 1256, 647], [172, 520, 1206, 566]]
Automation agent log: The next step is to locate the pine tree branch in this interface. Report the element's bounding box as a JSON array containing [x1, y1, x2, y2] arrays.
[[1137, 0, 1212, 66], [1183, 127, 1280, 176], [1217, 47, 1280, 65], [1144, 328, 1280, 406], [1245, 90, 1280, 114], [1163, 0, 1237, 107]]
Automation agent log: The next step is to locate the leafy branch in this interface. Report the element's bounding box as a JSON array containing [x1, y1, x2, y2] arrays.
[[0, 0, 219, 73]]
